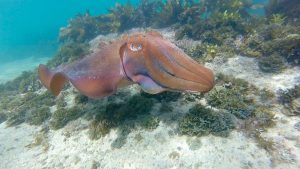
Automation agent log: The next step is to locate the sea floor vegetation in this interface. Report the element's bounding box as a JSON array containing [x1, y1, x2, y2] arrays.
[[0, 0, 300, 168]]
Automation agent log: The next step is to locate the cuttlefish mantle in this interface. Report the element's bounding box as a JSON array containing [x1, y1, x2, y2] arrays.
[[38, 31, 215, 98]]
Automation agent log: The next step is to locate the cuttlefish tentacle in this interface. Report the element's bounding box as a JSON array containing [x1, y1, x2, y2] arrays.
[[161, 40, 215, 85], [148, 42, 212, 86], [39, 32, 215, 99]]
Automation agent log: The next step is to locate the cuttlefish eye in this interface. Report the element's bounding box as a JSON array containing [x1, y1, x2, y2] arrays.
[[128, 43, 143, 52]]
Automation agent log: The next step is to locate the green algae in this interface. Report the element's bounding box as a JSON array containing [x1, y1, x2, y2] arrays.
[[87, 94, 157, 140], [59, 12, 100, 43], [266, 0, 300, 22], [141, 91, 182, 102], [50, 106, 85, 130], [88, 119, 113, 140], [0, 112, 7, 124], [138, 115, 160, 130], [179, 104, 235, 137], [47, 42, 90, 67], [4, 92, 55, 127], [206, 74, 255, 119], [26, 106, 51, 126], [258, 53, 286, 73], [0, 71, 41, 93], [279, 85, 300, 116]]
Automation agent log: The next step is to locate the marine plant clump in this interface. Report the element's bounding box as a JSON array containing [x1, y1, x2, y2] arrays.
[[206, 74, 275, 130], [47, 42, 90, 67], [206, 86, 253, 119], [59, 11, 102, 43], [89, 119, 113, 140], [258, 53, 286, 73], [137, 115, 160, 130], [269, 14, 286, 25], [0, 71, 41, 93], [5, 92, 56, 127], [175, 0, 255, 41], [239, 21, 300, 69], [141, 91, 182, 102], [205, 74, 254, 119], [278, 85, 300, 116], [0, 112, 7, 124], [158, 0, 200, 27], [26, 106, 51, 126], [178, 104, 235, 137], [88, 94, 157, 140], [265, 0, 300, 22], [50, 106, 85, 130]]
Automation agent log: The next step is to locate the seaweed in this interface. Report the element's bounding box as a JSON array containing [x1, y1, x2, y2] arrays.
[[269, 14, 286, 25], [4, 92, 55, 127], [157, 0, 198, 27], [6, 107, 27, 127], [47, 42, 90, 67], [253, 107, 275, 127], [0, 70, 41, 93], [26, 106, 51, 126], [178, 104, 235, 137], [106, 0, 164, 32], [0, 112, 7, 124], [26, 129, 50, 152], [278, 85, 300, 106], [141, 91, 182, 102], [74, 94, 89, 105], [279, 85, 300, 116], [174, 0, 255, 43], [50, 106, 85, 130], [258, 53, 286, 73], [111, 127, 130, 149], [206, 75, 253, 117], [265, 0, 300, 22], [87, 94, 156, 140], [108, 2, 136, 32], [55, 94, 67, 108], [59, 11, 102, 43], [88, 119, 113, 140], [137, 115, 160, 130]]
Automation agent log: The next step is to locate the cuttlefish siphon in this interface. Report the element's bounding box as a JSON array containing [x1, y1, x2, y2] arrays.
[[38, 31, 215, 98]]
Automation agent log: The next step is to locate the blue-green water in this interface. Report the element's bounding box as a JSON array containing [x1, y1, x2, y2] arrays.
[[0, 0, 137, 64], [0, 0, 266, 62], [0, 0, 267, 83]]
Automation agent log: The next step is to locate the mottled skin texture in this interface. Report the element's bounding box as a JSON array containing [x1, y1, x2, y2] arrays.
[[38, 32, 215, 98]]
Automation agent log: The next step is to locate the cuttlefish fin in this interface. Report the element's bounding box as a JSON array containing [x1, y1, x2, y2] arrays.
[[39, 64, 117, 98], [38, 64, 67, 96]]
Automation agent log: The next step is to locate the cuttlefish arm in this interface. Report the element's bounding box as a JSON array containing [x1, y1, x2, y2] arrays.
[[38, 32, 214, 98], [120, 32, 215, 94]]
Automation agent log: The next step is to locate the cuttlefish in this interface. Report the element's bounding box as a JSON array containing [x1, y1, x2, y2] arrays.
[[38, 32, 215, 98]]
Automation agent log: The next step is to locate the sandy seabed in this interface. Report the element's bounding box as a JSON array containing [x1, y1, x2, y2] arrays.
[[0, 56, 50, 84], [0, 28, 300, 169]]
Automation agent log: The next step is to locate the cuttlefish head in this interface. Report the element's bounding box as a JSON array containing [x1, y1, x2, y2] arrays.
[[120, 31, 215, 94]]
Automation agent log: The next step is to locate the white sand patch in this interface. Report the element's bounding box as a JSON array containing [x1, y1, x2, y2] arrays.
[[0, 123, 40, 169], [0, 56, 50, 84], [0, 120, 272, 169], [206, 56, 300, 93]]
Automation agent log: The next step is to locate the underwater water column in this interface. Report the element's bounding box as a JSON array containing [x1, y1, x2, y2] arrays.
[[0, 0, 138, 83]]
